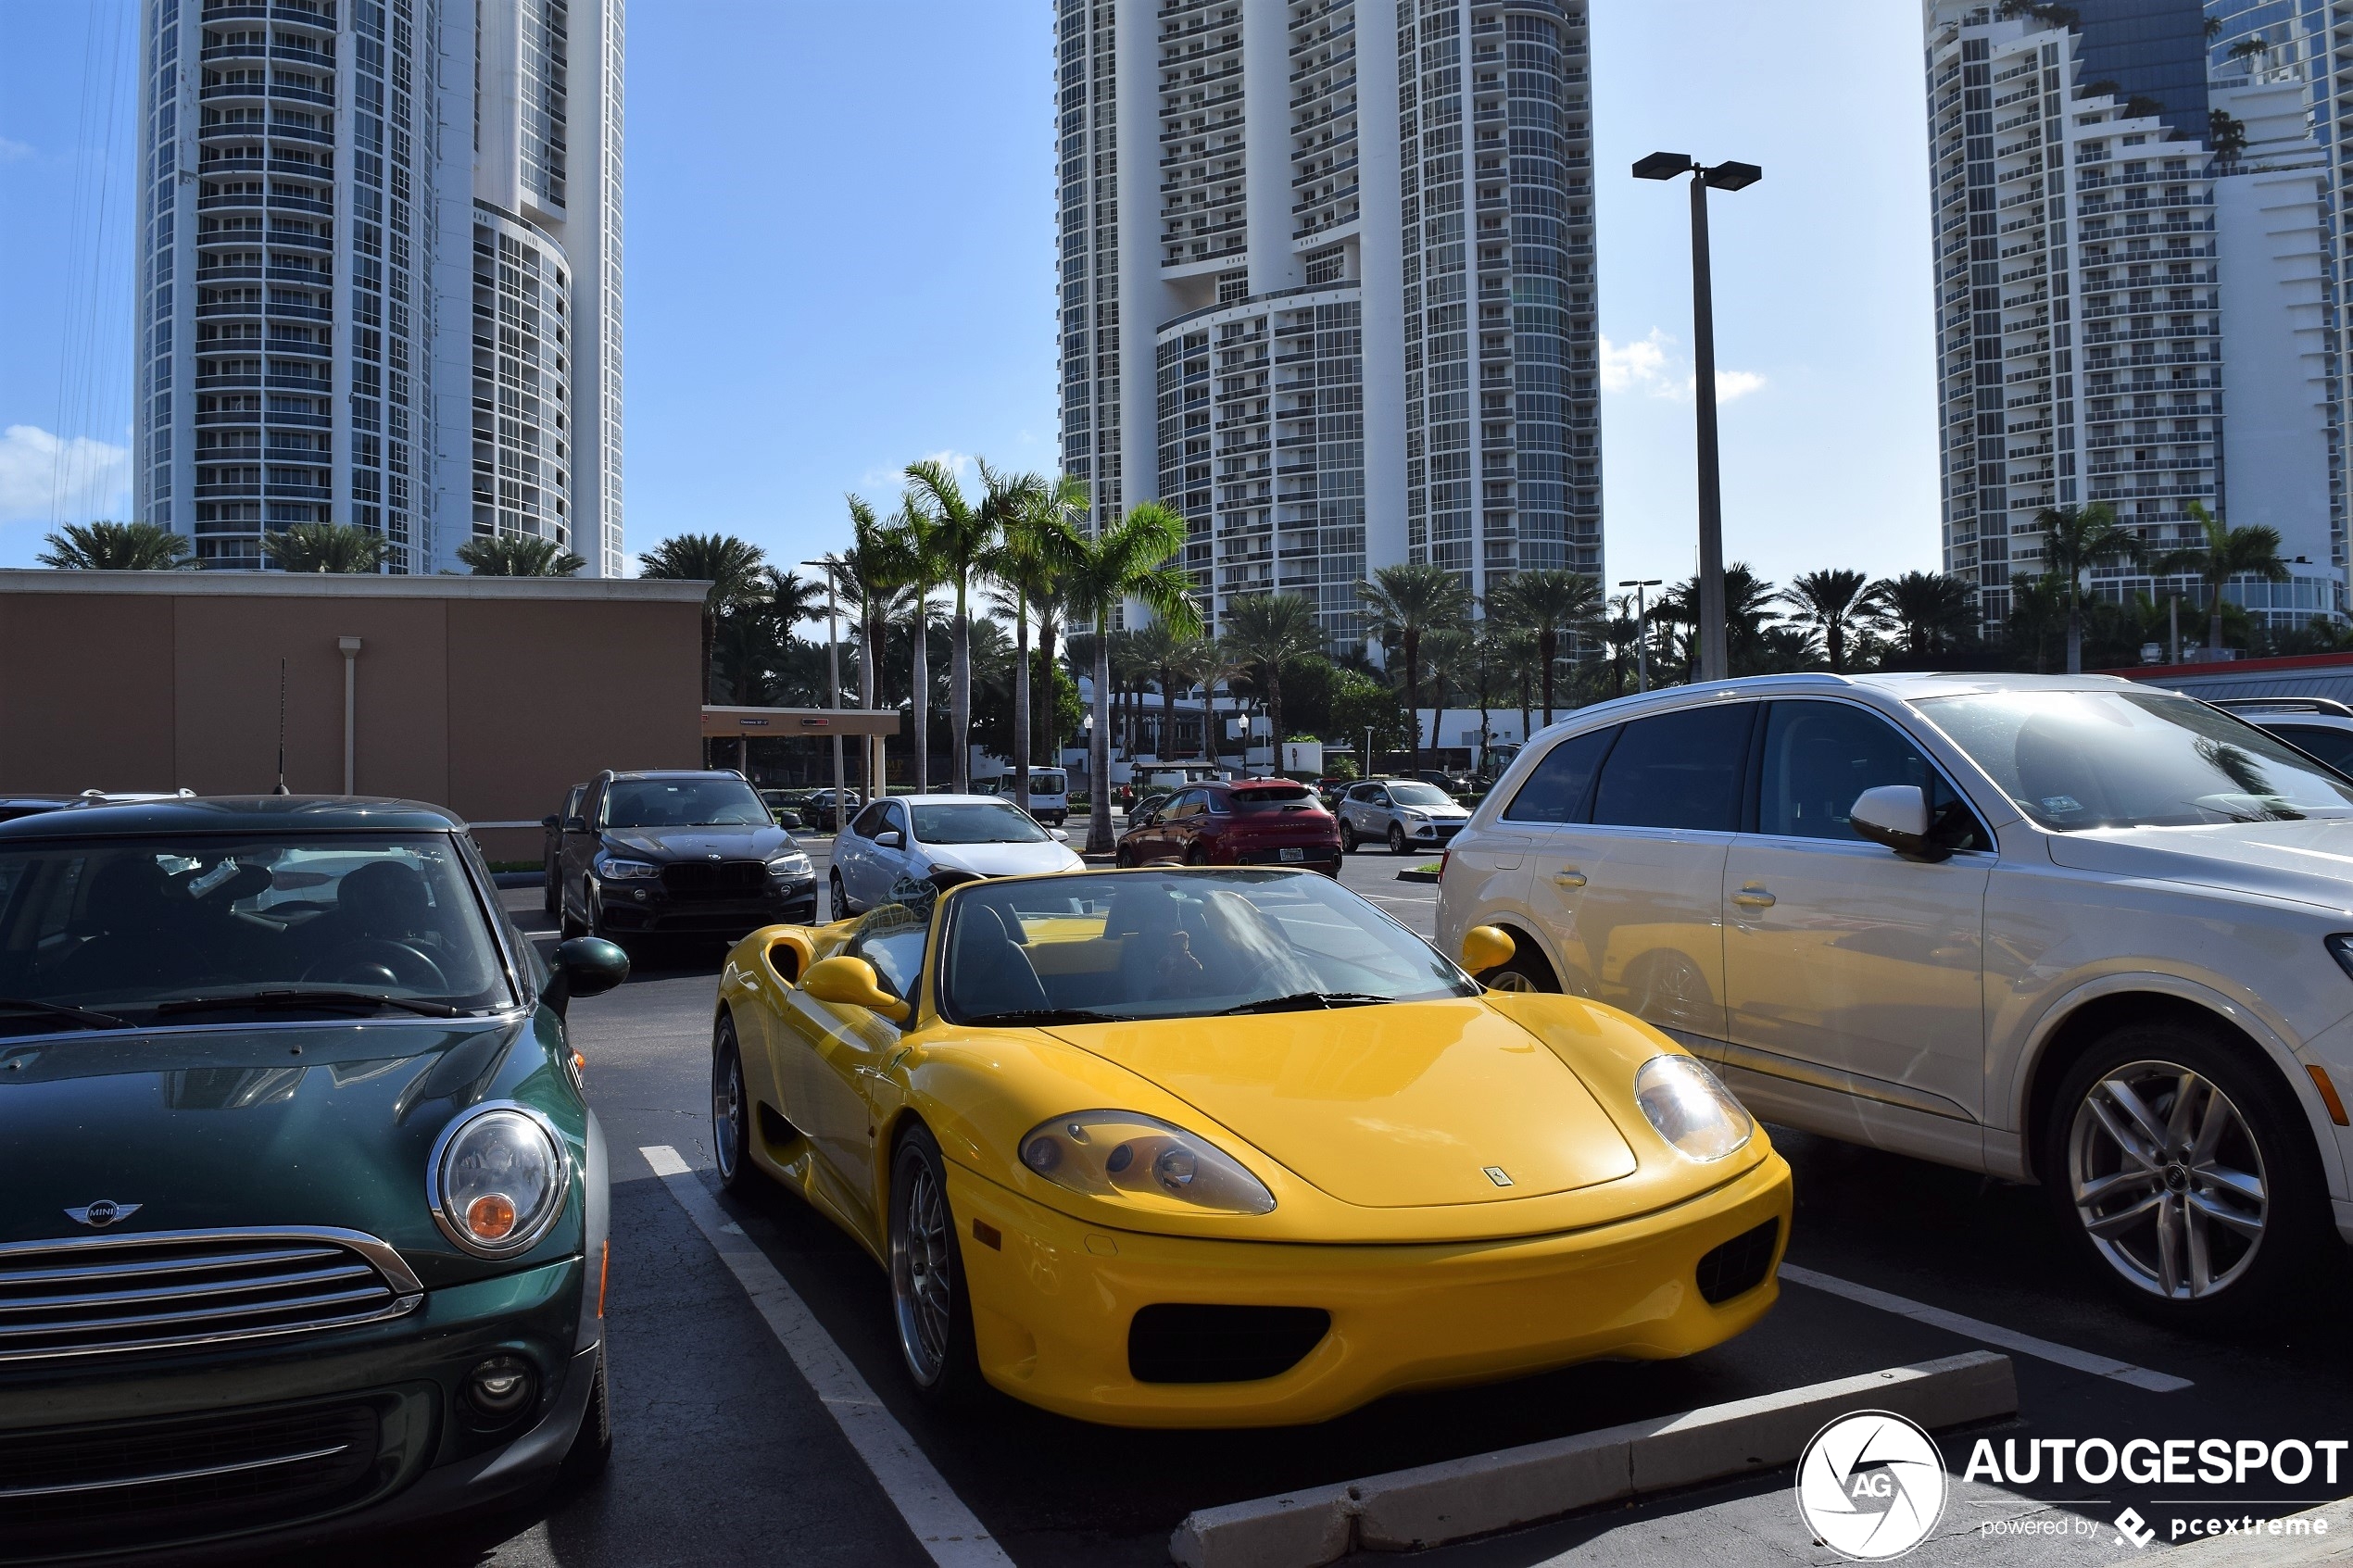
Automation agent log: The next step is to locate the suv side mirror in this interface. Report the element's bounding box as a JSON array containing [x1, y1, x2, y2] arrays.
[[1849, 785, 1950, 863], [799, 955, 911, 1023], [777, 810, 805, 831], [562, 815, 588, 834], [544, 935, 630, 1017], [540, 814, 560, 831]]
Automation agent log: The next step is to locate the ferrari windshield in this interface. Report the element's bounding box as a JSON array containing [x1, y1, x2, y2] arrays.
[[912, 802, 1051, 845], [937, 870, 1476, 1024], [0, 834, 512, 1034], [1917, 689, 2353, 831], [605, 777, 769, 828]]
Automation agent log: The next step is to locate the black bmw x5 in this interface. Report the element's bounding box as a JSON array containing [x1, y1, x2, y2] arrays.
[[550, 771, 817, 944]]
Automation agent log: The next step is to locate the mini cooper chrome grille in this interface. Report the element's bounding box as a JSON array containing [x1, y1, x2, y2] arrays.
[[0, 1227, 424, 1361]]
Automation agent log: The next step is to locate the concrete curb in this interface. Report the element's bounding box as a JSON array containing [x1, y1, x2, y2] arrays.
[[1394, 868, 1441, 884], [1167, 1350, 2016, 1568]]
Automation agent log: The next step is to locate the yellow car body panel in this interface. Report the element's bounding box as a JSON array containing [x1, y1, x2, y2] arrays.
[[716, 872, 1793, 1425]]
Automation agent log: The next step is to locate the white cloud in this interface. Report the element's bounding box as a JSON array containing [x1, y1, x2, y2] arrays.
[[1600, 329, 1767, 404], [0, 424, 132, 524], [0, 137, 31, 163]]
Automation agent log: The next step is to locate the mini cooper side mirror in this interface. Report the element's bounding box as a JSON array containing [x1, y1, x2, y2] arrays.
[[1461, 924, 1516, 975], [1849, 784, 1950, 863], [545, 936, 630, 1017], [875, 830, 905, 849], [799, 955, 912, 1023]]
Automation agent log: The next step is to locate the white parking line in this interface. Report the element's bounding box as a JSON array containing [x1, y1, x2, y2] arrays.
[[639, 1146, 1013, 1566], [1777, 1262, 2193, 1393]]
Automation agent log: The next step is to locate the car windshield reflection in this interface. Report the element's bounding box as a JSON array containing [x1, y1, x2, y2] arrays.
[[911, 803, 1051, 846], [0, 834, 514, 1034], [938, 870, 1475, 1024], [605, 779, 771, 828]]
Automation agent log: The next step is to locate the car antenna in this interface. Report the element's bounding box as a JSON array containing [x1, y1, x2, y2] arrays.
[[272, 659, 291, 795]]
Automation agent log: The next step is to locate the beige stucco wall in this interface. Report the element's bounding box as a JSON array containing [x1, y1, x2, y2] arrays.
[[0, 572, 704, 862]]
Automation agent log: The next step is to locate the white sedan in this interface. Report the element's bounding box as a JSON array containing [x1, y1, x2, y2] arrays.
[[828, 795, 1083, 916]]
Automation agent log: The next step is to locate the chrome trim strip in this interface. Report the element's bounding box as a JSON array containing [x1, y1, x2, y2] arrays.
[[0, 1261, 378, 1317], [1716, 1041, 1978, 1123], [0, 1442, 355, 1499], [0, 1296, 423, 1364], [0, 1226, 425, 1297], [0, 1282, 392, 1340], [0, 1243, 343, 1288]]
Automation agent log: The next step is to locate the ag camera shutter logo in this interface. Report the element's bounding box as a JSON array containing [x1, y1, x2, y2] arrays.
[[1795, 1411, 1948, 1561]]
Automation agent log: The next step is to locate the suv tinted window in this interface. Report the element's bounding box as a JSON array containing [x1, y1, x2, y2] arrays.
[[1591, 705, 1752, 831], [2269, 723, 2353, 776], [1759, 701, 1989, 850], [1504, 726, 1617, 823]]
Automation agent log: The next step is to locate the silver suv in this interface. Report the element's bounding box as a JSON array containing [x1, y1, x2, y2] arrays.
[[1438, 671, 2353, 1321], [1337, 779, 1471, 855]]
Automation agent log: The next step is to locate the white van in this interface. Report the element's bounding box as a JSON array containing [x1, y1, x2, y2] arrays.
[[977, 769, 1071, 825]]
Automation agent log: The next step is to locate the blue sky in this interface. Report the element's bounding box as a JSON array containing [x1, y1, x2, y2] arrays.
[[0, 0, 1937, 599]]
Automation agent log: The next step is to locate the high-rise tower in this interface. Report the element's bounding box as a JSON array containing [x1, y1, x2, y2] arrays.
[[135, 0, 623, 574], [1053, 0, 1600, 646]]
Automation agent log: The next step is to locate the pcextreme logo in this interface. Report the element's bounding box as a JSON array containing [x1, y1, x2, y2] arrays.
[[1795, 1411, 1949, 1562]]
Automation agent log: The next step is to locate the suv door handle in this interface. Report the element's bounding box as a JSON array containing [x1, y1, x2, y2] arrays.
[[1732, 886, 1776, 908], [1553, 870, 1587, 888]]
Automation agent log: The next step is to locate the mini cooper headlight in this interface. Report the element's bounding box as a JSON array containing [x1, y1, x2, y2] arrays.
[[431, 1103, 569, 1256], [1633, 1055, 1753, 1162], [593, 853, 660, 881], [767, 852, 814, 879], [1018, 1110, 1276, 1215]]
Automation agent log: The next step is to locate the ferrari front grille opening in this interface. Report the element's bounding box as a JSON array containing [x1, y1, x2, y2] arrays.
[[1126, 1304, 1331, 1385], [1694, 1218, 1780, 1305]]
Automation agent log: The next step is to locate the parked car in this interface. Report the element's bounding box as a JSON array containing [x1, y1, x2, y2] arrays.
[[1114, 780, 1340, 873], [0, 789, 197, 825], [828, 795, 1082, 917], [757, 788, 807, 832], [2213, 696, 2353, 775], [543, 783, 585, 915], [1439, 671, 2353, 1321], [1412, 768, 1473, 796], [552, 770, 817, 943], [974, 769, 1073, 826], [711, 868, 1789, 1424], [1337, 778, 1473, 855], [0, 795, 628, 1559], [800, 787, 862, 833]]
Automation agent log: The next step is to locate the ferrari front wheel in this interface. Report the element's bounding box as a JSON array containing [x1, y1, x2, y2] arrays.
[[888, 1123, 982, 1405]]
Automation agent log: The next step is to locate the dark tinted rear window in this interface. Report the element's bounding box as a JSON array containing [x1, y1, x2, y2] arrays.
[[1229, 786, 1317, 814], [1590, 704, 1754, 832], [1504, 727, 1617, 823], [2271, 724, 2353, 776]]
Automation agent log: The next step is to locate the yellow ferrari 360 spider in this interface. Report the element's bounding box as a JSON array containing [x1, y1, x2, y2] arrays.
[[710, 867, 1791, 1427]]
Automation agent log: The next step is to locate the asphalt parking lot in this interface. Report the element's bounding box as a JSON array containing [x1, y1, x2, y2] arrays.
[[283, 830, 2353, 1567]]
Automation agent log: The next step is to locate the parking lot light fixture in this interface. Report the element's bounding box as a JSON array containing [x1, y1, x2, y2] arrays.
[[804, 558, 848, 830], [1634, 153, 1763, 684]]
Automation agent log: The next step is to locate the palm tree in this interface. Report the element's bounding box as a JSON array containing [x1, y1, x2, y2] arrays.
[[2007, 572, 2068, 673], [2035, 503, 2143, 673], [1357, 563, 1473, 772], [1492, 569, 1600, 725], [1183, 634, 1241, 764], [1776, 569, 1881, 674], [2158, 500, 2291, 657], [883, 495, 944, 791], [38, 520, 194, 570], [456, 533, 584, 576], [1655, 563, 1781, 679], [637, 533, 771, 702], [985, 471, 1082, 810], [1128, 616, 1191, 761], [1221, 593, 1325, 761], [1061, 502, 1202, 854], [1872, 571, 1979, 665], [1419, 627, 1471, 757], [907, 458, 1010, 793], [829, 496, 919, 801], [263, 521, 388, 574]]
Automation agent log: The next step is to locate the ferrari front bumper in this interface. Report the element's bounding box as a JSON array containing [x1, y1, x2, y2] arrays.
[[946, 1150, 1793, 1428]]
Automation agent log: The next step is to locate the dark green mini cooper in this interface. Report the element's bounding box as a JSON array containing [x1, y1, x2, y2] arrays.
[[0, 797, 627, 1562]]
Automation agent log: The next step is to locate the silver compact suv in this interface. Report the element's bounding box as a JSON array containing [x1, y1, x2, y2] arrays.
[[1337, 778, 1472, 855], [1438, 671, 2353, 1321]]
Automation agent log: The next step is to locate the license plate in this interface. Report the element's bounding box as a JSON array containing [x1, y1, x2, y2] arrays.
[[1278, 847, 1305, 862]]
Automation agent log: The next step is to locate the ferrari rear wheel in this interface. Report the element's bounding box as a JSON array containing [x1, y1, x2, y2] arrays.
[[712, 1017, 753, 1194], [888, 1123, 982, 1405]]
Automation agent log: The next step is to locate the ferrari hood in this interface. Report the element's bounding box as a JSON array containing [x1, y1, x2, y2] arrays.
[[1051, 1000, 1637, 1207], [0, 1018, 527, 1253], [2043, 817, 2353, 914]]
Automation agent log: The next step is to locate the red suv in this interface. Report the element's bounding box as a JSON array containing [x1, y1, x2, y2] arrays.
[[1114, 780, 1341, 873]]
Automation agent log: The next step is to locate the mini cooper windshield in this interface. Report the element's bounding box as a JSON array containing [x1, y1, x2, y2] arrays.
[[1919, 689, 2353, 830], [937, 870, 1477, 1025], [0, 834, 514, 1033]]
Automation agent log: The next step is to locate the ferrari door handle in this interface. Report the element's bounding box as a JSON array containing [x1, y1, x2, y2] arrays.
[[1552, 871, 1587, 888], [1732, 887, 1776, 908]]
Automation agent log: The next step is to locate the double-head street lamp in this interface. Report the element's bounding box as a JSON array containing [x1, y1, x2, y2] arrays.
[[1633, 152, 1762, 684]]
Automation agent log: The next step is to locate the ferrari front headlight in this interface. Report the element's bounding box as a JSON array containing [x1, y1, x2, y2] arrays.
[[1018, 1110, 1276, 1215], [1633, 1055, 1753, 1162], [431, 1103, 569, 1256]]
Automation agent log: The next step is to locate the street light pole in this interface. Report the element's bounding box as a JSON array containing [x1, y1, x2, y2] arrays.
[[1633, 152, 1762, 685], [803, 558, 847, 833], [1618, 578, 1663, 693]]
